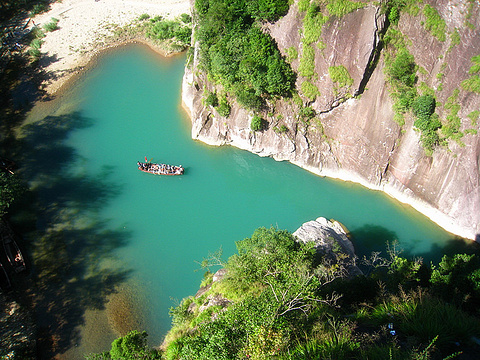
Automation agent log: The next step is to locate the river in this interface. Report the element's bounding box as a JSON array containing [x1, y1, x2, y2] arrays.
[[13, 44, 474, 358]]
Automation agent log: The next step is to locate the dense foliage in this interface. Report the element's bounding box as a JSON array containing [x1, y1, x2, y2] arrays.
[[143, 14, 192, 51], [194, 0, 295, 111], [154, 227, 480, 359], [382, 2, 445, 155], [0, 172, 23, 217], [85, 330, 161, 359]]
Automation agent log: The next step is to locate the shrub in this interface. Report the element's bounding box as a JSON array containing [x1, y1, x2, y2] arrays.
[[216, 96, 231, 117], [461, 55, 480, 93], [29, 38, 43, 50], [236, 88, 263, 111], [247, 0, 290, 22], [28, 48, 41, 59], [204, 90, 218, 107], [29, 2, 50, 16], [461, 75, 480, 93], [467, 110, 480, 125], [274, 125, 288, 133], [180, 13, 192, 24], [386, 48, 417, 88], [250, 115, 264, 131], [442, 89, 464, 144], [430, 254, 480, 311], [299, 106, 316, 121], [388, 6, 400, 25], [145, 18, 191, 45], [0, 173, 23, 217], [86, 330, 161, 359], [412, 94, 435, 118], [298, 0, 311, 12], [303, 4, 328, 45]]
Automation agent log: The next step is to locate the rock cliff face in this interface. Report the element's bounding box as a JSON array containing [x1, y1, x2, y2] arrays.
[[182, 0, 480, 240]]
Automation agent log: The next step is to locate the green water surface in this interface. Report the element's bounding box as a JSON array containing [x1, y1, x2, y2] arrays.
[[18, 44, 468, 355]]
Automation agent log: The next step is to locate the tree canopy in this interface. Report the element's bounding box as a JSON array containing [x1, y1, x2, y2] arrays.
[[194, 0, 295, 110]]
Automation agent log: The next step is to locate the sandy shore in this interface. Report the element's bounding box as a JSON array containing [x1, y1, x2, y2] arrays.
[[31, 0, 191, 94]]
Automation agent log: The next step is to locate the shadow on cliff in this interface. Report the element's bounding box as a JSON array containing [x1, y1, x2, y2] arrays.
[[9, 111, 133, 359], [350, 224, 480, 265]]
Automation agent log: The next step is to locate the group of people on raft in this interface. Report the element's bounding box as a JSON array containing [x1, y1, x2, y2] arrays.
[[137, 161, 184, 175]]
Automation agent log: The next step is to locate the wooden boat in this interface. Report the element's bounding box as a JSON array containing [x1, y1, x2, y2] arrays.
[[2, 234, 26, 273], [137, 161, 184, 176], [0, 261, 11, 290]]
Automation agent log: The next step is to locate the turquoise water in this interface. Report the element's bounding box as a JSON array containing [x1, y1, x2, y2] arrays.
[[18, 44, 470, 354]]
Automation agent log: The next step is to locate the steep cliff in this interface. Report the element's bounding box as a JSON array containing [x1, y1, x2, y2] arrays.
[[182, 0, 480, 240]]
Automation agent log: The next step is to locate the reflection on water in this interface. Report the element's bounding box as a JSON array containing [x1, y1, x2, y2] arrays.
[[11, 44, 479, 358]]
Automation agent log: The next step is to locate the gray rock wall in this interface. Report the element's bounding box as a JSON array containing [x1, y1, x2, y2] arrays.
[[182, 0, 480, 240]]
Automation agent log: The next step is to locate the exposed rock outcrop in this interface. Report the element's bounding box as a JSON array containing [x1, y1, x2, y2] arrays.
[[182, 0, 480, 240], [293, 217, 355, 257], [294, 217, 362, 276]]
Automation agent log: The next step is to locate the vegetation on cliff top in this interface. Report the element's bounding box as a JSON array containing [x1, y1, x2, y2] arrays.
[[89, 227, 480, 359], [194, 0, 296, 111]]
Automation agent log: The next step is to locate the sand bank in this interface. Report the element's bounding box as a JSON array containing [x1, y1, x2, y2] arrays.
[[31, 0, 191, 94]]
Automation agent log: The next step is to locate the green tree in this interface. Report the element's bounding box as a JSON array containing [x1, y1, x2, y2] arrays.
[[85, 331, 161, 359], [430, 254, 480, 310], [412, 94, 436, 118], [247, 0, 290, 22], [387, 48, 417, 87], [250, 115, 265, 131], [0, 172, 23, 217]]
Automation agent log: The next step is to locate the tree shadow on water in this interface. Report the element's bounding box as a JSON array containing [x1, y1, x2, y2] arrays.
[[349, 224, 480, 265], [349, 224, 399, 260], [10, 111, 134, 358]]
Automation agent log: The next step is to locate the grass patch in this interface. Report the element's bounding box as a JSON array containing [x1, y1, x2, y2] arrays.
[[423, 4, 446, 42], [298, 0, 311, 12], [441, 89, 464, 145], [303, 3, 328, 45], [326, 0, 365, 17], [298, 44, 316, 78], [467, 110, 479, 126], [43, 18, 59, 32], [329, 65, 353, 88], [301, 80, 320, 100], [286, 46, 298, 62], [461, 55, 480, 93]]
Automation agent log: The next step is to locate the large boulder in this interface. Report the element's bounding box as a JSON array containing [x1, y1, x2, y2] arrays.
[[293, 217, 355, 257]]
